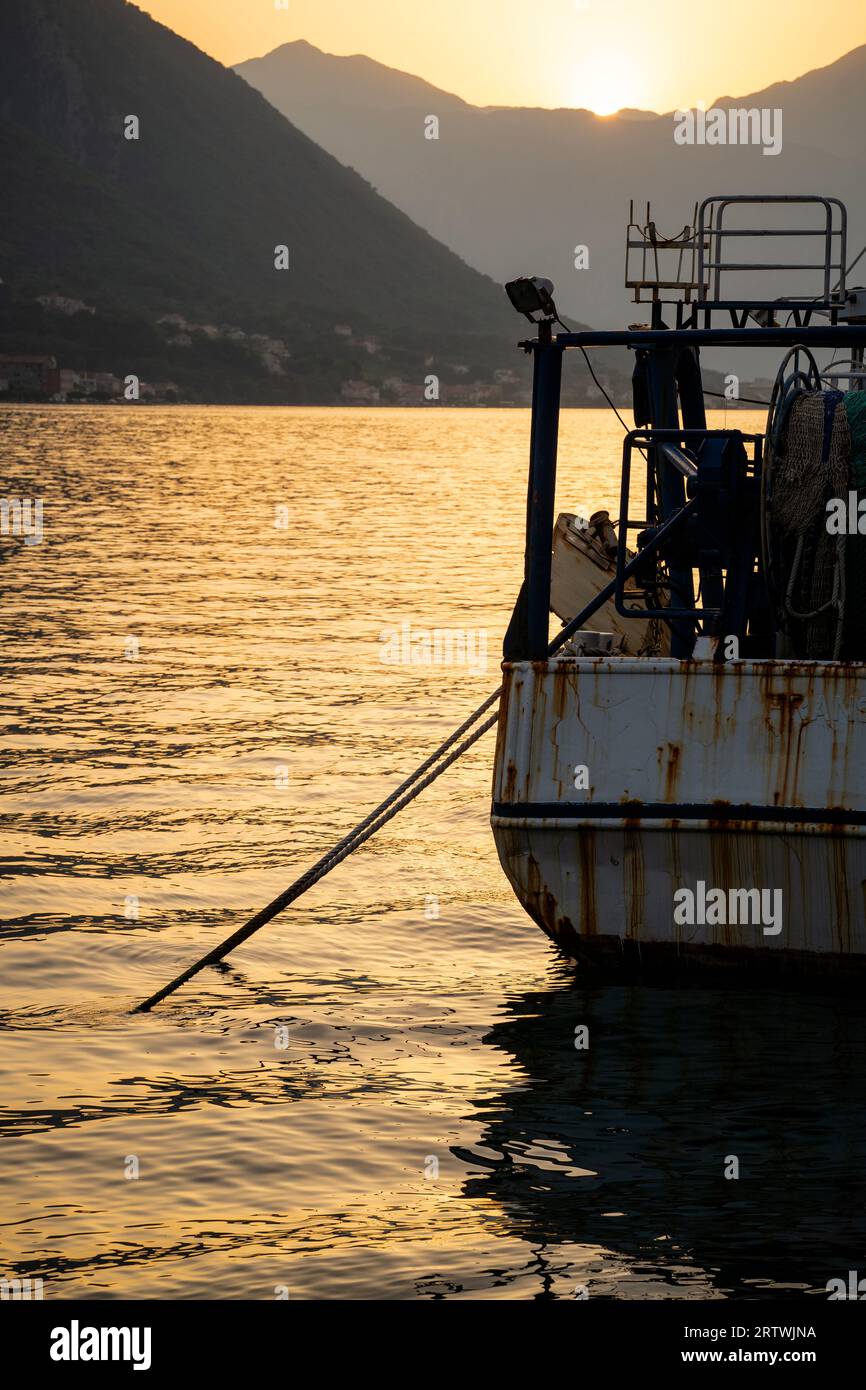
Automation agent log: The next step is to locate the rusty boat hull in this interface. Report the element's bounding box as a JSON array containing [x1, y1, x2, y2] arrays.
[[491, 657, 866, 979]]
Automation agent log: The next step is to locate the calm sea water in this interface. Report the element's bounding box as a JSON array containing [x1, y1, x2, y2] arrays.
[[2, 403, 864, 1301]]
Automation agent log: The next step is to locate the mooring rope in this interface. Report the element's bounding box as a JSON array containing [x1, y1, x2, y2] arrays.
[[132, 502, 695, 1013], [132, 701, 500, 1013]]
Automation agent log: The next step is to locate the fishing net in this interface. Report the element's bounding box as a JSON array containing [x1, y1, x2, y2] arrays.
[[766, 390, 857, 658], [844, 390, 866, 490], [772, 393, 850, 531], [840, 392, 866, 659]]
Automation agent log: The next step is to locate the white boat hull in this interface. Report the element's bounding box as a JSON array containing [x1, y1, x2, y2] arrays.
[[491, 658, 866, 976]]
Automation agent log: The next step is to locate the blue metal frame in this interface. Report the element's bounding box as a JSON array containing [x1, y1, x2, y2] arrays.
[[615, 428, 763, 620], [514, 321, 866, 661]]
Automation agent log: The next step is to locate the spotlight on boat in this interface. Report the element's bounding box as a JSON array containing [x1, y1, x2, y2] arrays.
[[505, 275, 558, 323], [749, 306, 779, 328]]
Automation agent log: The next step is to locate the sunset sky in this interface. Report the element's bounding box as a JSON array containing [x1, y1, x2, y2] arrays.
[[136, 0, 866, 115]]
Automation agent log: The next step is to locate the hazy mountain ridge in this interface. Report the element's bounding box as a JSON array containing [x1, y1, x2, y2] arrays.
[[234, 40, 866, 344], [241, 39, 470, 112]]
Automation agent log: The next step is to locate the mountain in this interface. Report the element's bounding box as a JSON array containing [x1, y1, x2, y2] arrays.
[[712, 43, 866, 161], [242, 38, 470, 114], [0, 0, 570, 404], [235, 40, 866, 354]]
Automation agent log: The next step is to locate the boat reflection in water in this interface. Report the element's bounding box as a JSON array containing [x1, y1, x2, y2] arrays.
[[455, 973, 866, 1299]]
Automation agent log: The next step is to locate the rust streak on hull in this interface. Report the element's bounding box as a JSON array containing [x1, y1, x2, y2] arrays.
[[492, 657, 866, 980]]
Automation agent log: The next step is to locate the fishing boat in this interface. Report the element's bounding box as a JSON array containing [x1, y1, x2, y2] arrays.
[[492, 194, 866, 978], [133, 194, 866, 1018]]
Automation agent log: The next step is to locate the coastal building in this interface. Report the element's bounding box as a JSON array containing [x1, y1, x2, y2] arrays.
[[0, 353, 57, 395]]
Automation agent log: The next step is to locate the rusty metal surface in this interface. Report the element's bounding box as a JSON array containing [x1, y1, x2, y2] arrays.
[[491, 658, 866, 963], [493, 658, 866, 814]]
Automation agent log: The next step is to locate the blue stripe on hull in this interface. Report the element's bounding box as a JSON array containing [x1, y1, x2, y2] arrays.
[[491, 801, 866, 826]]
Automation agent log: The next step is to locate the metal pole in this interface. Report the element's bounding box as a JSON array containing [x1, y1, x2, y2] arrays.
[[524, 334, 563, 658], [647, 345, 695, 656]]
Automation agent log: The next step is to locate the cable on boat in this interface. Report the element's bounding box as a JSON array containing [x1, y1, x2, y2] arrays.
[[574, 332, 772, 434], [576, 341, 634, 436], [703, 388, 771, 406]]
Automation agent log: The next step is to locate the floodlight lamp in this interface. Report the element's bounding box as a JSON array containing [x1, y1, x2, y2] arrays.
[[504, 276, 558, 323]]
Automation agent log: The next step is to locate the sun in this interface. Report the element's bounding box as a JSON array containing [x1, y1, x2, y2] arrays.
[[568, 51, 647, 117]]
